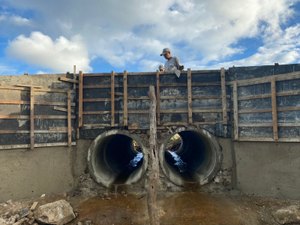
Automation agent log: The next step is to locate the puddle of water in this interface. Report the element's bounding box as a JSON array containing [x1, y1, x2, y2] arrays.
[[73, 194, 148, 225], [72, 192, 258, 225]]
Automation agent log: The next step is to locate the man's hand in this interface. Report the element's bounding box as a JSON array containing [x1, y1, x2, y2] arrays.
[[179, 65, 184, 71]]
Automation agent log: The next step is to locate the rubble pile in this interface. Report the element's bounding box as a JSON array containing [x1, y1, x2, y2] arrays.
[[0, 199, 76, 225]]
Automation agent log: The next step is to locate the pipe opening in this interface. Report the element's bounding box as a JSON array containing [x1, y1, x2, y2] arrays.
[[88, 130, 148, 187], [160, 129, 222, 186]]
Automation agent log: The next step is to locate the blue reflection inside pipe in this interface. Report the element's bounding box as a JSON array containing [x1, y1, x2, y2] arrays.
[[129, 152, 144, 168], [167, 150, 187, 172]]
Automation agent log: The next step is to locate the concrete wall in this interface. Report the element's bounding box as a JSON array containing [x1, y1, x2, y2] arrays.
[[1, 136, 300, 201], [0, 136, 235, 201], [234, 142, 300, 199], [0, 147, 74, 202], [0, 140, 92, 202]]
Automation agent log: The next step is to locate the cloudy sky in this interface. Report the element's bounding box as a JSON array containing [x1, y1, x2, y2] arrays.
[[0, 0, 300, 75]]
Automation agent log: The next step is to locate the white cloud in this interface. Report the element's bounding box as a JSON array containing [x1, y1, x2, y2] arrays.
[[207, 24, 300, 69], [6, 31, 91, 72], [3, 0, 300, 71], [0, 13, 31, 26]]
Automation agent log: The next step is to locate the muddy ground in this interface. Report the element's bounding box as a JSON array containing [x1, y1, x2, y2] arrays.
[[1, 188, 300, 225]]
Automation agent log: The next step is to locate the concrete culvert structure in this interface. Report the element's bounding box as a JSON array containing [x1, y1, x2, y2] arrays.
[[159, 128, 222, 186], [87, 130, 148, 187]]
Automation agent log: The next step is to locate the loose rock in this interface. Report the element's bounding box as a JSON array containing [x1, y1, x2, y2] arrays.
[[35, 199, 76, 225], [273, 205, 300, 224]]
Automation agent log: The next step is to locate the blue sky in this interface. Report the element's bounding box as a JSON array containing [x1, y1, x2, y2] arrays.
[[0, 0, 300, 75]]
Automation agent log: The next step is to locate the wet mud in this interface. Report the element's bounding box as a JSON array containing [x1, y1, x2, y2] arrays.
[[71, 192, 262, 225]]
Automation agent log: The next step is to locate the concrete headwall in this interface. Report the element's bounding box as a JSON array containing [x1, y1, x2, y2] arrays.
[[0, 147, 74, 201], [0, 136, 300, 201], [0, 140, 91, 202], [234, 142, 300, 199]]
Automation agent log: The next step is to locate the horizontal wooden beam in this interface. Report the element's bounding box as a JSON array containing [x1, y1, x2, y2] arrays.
[[239, 122, 300, 127], [83, 69, 220, 77], [59, 77, 78, 84], [0, 86, 72, 93], [15, 84, 42, 89], [238, 90, 300, 101], [81, 123, 118, 129], [236, 137, 300, 142], [228, 71, 300, 87], [0, 129, 72, 134], [53, 106, 75, 113], [0, 115, 75, 119], [0, 142, 76, 150], [239, 106, 300, 114], [83, 82, 221, 90], [0, 100, 75, 106]]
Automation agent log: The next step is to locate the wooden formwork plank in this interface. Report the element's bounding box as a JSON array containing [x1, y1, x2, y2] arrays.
[[0, 129, 69, 134], [238, 122, 300, 128], [77, 71, 83, 140], [229, 71, 300, 87], [59, 77, 78, 84], [187, 69, 193, 124], [30, 87, 35, 150], [156, 71, 161, 125], [111, 71, 115, 127], [83, 98, 111, 102], [233, 81, 239, 140], [0, 142, 77, 150], [123, 71, 128, 127], [73, 65, 77, 90], [271, 78, 279, 142], [0, 86, 71, 93], [237, 137, 300, 142], [0, 100, 75, 106], [78, 71, 83, 127], [220, 68, 227, 124], [0, 115, 75, 119], [67, 90, 72, 147], [53, 106, 75, 113]]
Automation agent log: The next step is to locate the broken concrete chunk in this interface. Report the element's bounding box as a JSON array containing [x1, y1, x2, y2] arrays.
[[273, 205, 300, 224], [35, 199, 76, 225]]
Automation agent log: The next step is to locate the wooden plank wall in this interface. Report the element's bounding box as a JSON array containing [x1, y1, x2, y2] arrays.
[[230, 65, 300, 142], [1, 63, 299, 146], [80, 69, 230, 138], [0, 86, 76, 149]]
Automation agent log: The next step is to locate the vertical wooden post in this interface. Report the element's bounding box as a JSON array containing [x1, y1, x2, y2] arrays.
[[221, 68, 228, 124], [233, 81, 239, 140], [147, 85, 160, 225], [30, 87, 35, 150], [187, 69, 193, 124], [111, 71, 115, 127], [123, 71, 128, 127], [67, 90, 72, 147], [77, 71, 83, 139], [271, 78, 279, 141], [156, 71, 161, 125], [73, 65, 76, 90]]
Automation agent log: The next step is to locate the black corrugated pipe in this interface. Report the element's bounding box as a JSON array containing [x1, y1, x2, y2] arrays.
[[87, 130, 148, 187], [159, 127, 222, 186]]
